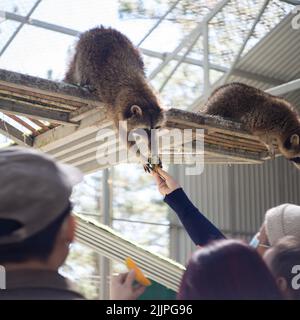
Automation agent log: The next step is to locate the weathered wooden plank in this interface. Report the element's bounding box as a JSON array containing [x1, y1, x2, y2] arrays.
[[0, 69, 272, 167], [0, 69, 105, 127], [0, 96, 76, 125], [204, 135, 266, 153], [204, 143, 265, 163], [34, 111, 110, 150], [0, 68, 99, 103], [211, 131, 267, 149], [0, 86, 79, 112], [6, 114, 38, 134], [0, 119, 33, 146], [166, 108, 257, 140]]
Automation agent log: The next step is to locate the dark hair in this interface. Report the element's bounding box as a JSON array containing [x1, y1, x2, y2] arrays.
[[269, 236, 300, 300], [178, 240, 282, 300], [0, 204, 71, 264]]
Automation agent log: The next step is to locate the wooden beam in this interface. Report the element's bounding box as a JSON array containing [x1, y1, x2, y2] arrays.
[[0, 69, 98, 103], [34, 110, 110, 151], [6, 114, 38, 134], [69, 105, 104, 122], [0, 97, 75, 125], [34, 107, 269, 171], [0, 69, 271, 167], [165, 109, 257, 140], [0, 119, 33, 146]]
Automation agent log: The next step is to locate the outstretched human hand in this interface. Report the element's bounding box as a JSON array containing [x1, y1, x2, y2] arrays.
[[152, 167, 181, 196], [110, 270, 146, 300]]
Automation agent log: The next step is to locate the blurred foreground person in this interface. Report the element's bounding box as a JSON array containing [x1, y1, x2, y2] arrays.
[[264, 236, 300, 300], [178, 240, 282, 300], [0, 147, 145, 300], [0, 147, 83, 299]]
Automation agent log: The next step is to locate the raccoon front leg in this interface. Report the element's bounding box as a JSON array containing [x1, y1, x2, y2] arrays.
[[143, 156, 162, 173], [82, 84, 97, 93], [147, 128, 162, 172], [256, 132, 276, 159], [267, 143, 276, 159]]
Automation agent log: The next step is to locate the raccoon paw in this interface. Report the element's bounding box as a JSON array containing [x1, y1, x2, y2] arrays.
[[145, 157, 163, 173], [267, 145, 276, 159], [148, 156, 162, 168], [82, 84, 96, 93], [143, 163, 151, 173], [158, 157, 162, 168]]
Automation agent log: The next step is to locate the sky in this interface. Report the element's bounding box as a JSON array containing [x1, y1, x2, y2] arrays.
[[0, 0, 183, 80]]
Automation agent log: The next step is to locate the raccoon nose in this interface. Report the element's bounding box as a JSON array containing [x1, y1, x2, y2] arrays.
[[141, 128, 151, 138]]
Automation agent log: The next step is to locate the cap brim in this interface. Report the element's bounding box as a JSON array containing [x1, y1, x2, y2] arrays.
[[58, 163, 83, 187]]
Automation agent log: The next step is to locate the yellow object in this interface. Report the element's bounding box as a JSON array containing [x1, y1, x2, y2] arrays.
[[125, 257, 152, 286]]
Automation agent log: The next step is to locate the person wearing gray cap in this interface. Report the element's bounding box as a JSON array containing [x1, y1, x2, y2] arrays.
[[0, 147, 84, 300]]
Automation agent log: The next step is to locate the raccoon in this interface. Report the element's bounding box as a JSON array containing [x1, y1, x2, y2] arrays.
[[203, 82, 300, 168], [64, 26, 164, 167]]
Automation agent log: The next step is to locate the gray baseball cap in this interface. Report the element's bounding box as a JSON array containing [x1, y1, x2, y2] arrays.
[[0, 147, 83, 245]]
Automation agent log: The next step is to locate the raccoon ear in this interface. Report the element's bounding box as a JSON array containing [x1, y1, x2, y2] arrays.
[[130, 105, 143, 117], [290, 134, 300, 147]]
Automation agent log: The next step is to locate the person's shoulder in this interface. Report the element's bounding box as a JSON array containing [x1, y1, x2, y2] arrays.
[[3, 269, 85, 300], [0, 287, 85, 300]]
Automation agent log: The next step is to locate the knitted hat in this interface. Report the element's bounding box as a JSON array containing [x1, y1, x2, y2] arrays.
[[265, 203, 300, 246]]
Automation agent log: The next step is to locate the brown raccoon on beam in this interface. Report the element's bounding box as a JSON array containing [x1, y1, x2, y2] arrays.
[[204, 82, 300, 168], [64, 26, 164, 170]]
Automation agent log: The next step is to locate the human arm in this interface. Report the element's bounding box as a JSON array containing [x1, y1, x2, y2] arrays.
[[110, 270, 146, 300], [152, 168, 226, 246]]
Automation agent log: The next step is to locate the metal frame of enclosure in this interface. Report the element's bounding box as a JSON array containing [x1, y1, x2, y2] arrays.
[[1, 0, 300, 296]]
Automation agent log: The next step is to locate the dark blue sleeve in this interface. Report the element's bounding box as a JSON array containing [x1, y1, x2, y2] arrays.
[[164, 188, 226, 246]]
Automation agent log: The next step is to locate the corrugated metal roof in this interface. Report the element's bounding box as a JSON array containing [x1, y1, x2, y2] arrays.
[[193, 13, 300, 111], [237, 15, 300, 82], [231, 13, 300, 107]]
